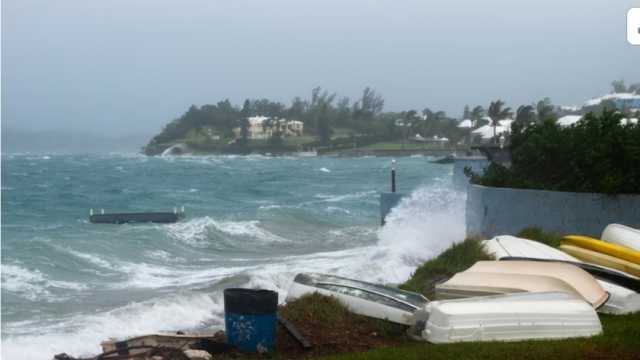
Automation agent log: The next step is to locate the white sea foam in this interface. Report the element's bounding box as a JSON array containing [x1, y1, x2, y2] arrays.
[[64, 249, 120, 272], [376, 185, 466, 278], [313, 190, 377, 203], [144, 249, 185, 263], [1, 264, 51, 301], [319, 167, 331, 173], [258, 204, 284, 210], [326, 206, 351, 214], [1, 264, 88, 301], [165, 216, 289, 245], [1, 292, 222, 360], [116, 262, 253, 289]]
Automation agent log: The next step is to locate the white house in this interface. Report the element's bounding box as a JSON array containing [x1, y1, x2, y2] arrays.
[[457, 119, 473, 128], [234, 116, 304, 140], [557, 115, 582, 127], [471, 124, 509, 142], [584, 93, 640, 109]]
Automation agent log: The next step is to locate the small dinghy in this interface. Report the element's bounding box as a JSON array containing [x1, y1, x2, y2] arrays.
[[500, 257, 640, 292], [561, 235, 640, 264], [601, 223, 640, 252], [461, 261, 609, 308], [596, 280, 640, 315], [436, 272, 586, 302], [483, 235, 577, 261], [560, 244, 640, 277], [411, 292, 602, 343], [286, 273, 428, 325]]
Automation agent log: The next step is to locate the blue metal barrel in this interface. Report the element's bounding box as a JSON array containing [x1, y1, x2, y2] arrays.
[[224, 288, 278, 352]]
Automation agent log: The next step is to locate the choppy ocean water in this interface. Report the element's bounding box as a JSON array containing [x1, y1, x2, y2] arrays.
[[1, 153, 465, 359]]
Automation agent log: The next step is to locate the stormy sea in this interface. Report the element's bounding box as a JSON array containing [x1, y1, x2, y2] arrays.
[[1, 153, 465, 359]]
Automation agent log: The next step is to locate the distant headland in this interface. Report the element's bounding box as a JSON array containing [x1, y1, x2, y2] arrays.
[[143, 81, 640, 156]]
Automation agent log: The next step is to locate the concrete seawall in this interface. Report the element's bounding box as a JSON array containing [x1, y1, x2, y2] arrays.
[[466, 184, 640, 238]]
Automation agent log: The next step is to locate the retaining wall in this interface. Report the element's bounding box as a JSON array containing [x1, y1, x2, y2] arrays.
[[466, 184, 640, 238]]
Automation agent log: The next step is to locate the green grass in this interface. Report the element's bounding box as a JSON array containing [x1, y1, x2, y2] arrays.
[[400, 237, 490, 298], [324, 312, 640, 359], [281, 293, 407, 338], [284, 135, 316, 147], [331, 127, 354, 139], [516, 227, 563, 248]]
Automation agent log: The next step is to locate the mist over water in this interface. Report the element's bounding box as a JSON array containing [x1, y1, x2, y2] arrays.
[[1, 154, 464, 359]]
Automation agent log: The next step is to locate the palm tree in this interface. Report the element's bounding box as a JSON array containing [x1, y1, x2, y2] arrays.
[[487, 100, 513, 143], [515, 105, 535, 126], [536, 98, 555, 122], [470, 106, 485, 128]]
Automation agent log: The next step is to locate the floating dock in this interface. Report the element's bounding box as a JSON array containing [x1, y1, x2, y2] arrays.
[[89, 208, 185, 224]]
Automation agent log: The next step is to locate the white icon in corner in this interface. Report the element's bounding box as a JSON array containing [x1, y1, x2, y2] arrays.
[[629, 8, 640, 45]]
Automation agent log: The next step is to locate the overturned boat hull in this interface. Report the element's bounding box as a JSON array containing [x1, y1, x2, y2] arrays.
[[462, 261, 608, 308], [560, 245, 640, 277], [435, 272, 582, 301], [483, 236, 577, 261], [499, 257, 640, 292], [415, 292, 602, 343], [286, 273, 428, 325], [561, 235, 640, 264], [602, 223, 640, 252]]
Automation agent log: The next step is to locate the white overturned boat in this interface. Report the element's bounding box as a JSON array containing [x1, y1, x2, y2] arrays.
[[286, 273, 428, 325], [483, 235, 640, 314], [411, 292, 602, 343], [483, 235, 576, 261], [602, 223, 640, 252]]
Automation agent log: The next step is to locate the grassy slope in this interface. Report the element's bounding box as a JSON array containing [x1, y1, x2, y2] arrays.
[[324, 229, 640, 359]]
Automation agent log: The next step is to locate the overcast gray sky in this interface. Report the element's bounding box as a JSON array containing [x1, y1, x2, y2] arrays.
[[2, 0, 639, 136]]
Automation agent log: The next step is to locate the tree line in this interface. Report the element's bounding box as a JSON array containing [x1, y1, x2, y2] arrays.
[[144, 79, 639, 154], [144, 86, 471, 154]]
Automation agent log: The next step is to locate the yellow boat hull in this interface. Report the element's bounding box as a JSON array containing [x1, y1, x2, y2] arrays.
[[559, 245, 640, 277], [561, 235, 640, 265]]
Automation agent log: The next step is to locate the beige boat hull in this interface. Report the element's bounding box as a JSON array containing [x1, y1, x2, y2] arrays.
[[464, 261, 608, 308], [437, 272, 583, 301]]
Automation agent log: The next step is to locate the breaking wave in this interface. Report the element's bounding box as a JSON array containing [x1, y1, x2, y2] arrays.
[[164, 217, 289, 246], [1, 292, 222, 360], [1, 264, 88, 302]]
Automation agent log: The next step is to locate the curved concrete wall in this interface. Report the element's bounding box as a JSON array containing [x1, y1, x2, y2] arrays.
[[466, 184, 640, 238]]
